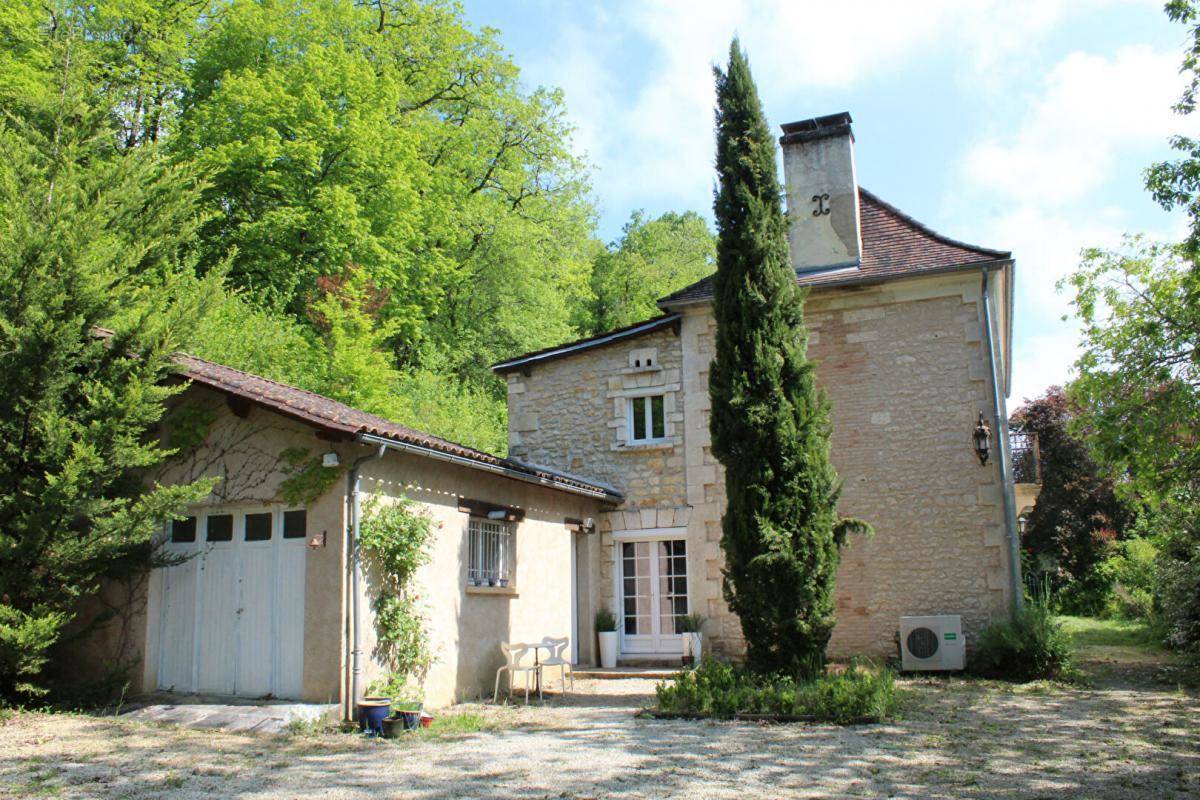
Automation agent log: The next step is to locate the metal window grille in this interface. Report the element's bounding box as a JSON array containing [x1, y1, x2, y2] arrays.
[[1009, 431, 1041, 484], [468, 518, 512, 585]]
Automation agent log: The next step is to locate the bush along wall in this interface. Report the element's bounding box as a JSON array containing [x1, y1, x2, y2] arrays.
[[652, 658, 900, 724]]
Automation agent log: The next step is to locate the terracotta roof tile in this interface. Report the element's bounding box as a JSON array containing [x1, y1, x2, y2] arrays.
[[658, 188, 1010, 306], [172, 353, 620, 501]]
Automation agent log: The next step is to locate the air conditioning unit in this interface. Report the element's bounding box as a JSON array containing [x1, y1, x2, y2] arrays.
[[900, 615, 965, 671]]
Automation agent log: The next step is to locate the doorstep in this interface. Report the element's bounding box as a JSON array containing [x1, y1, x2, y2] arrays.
[[573, 665, 681, 680]]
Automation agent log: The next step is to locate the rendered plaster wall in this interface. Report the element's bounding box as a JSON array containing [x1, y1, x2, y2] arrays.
[[355, 450, 601, 708]]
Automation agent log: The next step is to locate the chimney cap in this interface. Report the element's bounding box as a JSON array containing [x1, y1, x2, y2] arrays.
[[779, 111, 853, 145]]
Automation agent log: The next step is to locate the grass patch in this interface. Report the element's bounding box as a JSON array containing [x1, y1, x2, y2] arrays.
[[1058, 615, 1164, 652], [284, 714, 332, 737], [414, 711, 497, 739], [653, 657, 900, 723]]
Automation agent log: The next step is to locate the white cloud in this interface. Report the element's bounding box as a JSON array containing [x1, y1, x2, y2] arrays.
[[955, 44, 1192, 405], [528, 0, 1151, 230], [961, 46, 1182, 205]]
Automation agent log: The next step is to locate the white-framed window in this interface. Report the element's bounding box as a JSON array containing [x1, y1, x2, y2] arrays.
[[467, 517, 513, 586], [628, 394, 666, 443]]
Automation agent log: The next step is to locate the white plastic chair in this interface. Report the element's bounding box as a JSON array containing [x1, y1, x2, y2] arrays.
[[493, 642, 542, 703], [538, 636, 573, 693]]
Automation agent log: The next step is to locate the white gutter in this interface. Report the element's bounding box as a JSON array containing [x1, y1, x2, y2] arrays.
[[345, 444, 386, 720], [981, 267, 1024, 613], [355, 432, 621, 502]]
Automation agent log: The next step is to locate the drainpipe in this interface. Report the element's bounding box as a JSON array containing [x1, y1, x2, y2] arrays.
[[345, 444, 387, 720], [980, 268, 1025, 613]]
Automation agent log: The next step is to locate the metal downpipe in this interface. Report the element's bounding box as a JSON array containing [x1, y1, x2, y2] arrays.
[[981, 269, 1025, 613], [345, 444, 386, 720]]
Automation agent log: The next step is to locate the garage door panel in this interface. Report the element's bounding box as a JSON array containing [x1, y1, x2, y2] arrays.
[[157, 557, 198, 692], [195, 547, 238, 694], [236, 545, 276, 697], [275, 543, 307, 699], [158, 508, 307, 700]]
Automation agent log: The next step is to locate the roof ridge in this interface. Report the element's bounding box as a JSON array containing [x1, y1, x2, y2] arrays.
[[173, 352, 386, 416], [857, 186, 1010, 259]]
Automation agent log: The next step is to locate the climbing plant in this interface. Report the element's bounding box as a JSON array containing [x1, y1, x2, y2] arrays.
[[279, 447, 345, 506], [359, 496, 435, 691]]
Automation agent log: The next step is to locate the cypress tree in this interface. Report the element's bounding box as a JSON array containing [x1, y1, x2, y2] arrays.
[[708, 40, 868, 677]]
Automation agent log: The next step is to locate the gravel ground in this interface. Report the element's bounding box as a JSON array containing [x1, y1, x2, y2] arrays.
[[2, 663, 1197, 799]]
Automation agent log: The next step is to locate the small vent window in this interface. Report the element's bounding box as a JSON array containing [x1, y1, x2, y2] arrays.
[[171, 517, 197, 543]]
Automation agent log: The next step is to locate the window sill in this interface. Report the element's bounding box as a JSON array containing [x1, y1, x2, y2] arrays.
[[466, 584, 518, 596], [612, 441, 676, 453]]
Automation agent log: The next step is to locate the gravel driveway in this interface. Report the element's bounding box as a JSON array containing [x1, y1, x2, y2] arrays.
[[2, 667, 1197, 799]]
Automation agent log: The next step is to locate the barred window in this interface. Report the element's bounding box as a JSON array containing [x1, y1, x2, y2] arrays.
[[468, 518, 513, 586]]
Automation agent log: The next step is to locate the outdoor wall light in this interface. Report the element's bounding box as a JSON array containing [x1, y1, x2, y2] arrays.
[[973, 412, 992, 466], [322, 450, 340, 468]]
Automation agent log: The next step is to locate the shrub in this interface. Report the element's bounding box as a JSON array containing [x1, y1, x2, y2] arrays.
[[654, 657, 899, 724], [971, 602, 1077, 681], [1100, 536, 1159, 620]]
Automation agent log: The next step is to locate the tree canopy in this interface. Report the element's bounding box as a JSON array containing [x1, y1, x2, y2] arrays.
[[0, 0, 715, 455]]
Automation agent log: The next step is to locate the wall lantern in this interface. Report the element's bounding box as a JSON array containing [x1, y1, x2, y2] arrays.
[[973, 413, 992, 465], [322, 450, 340, 468]]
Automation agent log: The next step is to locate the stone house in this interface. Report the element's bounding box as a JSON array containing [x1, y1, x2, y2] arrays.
[[492, 112, 1026, 663]]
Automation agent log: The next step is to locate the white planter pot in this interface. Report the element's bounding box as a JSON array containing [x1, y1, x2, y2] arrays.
[[598, 631, 618, 668], [688, 632, 703, 660]]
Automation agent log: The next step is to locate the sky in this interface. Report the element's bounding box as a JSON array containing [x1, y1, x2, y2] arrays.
[[461, 0, 1198, 408]]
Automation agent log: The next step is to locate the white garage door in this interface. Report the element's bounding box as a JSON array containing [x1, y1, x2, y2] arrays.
[[157, 507, 308, 699]]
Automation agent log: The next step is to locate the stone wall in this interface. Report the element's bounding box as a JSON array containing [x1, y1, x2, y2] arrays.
[[506, 325, 686, 510], [680, 272, 1014, 657]]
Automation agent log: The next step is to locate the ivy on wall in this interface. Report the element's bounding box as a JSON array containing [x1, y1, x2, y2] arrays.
[[279, 447, 344, 506], [359, 495, 435, 698], [164, 404, 218, 454]]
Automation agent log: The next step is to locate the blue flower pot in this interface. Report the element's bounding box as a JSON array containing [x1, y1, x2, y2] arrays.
[[357, 698, 391, 735]]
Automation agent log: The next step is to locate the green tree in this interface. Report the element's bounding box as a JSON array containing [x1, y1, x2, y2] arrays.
[[588, 210, 715, 332], [1064, 239, 1199, 502], [1010, 387, 1131, 613], [0, 22, 212, 699], [707, 40, 866, 677], [174, 0, 595, 386]]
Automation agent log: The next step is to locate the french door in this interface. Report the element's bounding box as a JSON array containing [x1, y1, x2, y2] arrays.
[[618, 538, 688, 656]]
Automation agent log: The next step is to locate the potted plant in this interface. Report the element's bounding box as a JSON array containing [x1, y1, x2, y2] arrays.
[[679, 613, 706, 665], [357, 696, 391, 736], [595, 607, 619, 668]]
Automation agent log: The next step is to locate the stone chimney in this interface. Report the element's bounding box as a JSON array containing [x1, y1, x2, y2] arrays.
[[779, 111, 861, 272]]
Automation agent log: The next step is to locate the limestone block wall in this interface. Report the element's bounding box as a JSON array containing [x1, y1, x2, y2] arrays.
[[505, 326, 686, 510], [680, 272, 1015, 658]]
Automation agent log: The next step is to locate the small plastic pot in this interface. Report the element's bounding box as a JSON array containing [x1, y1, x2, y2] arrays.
[[419, 712, 433, 729], [380, 716, 404, 739]]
